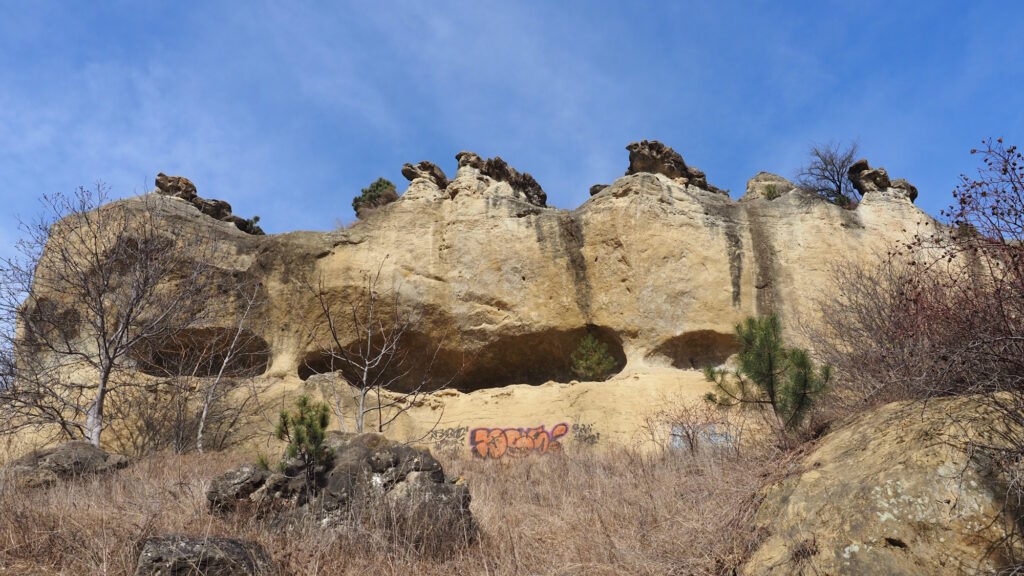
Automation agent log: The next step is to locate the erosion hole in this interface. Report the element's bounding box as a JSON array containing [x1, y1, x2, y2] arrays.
[[647, 330, 738, 370], [135, 328, 271, 378], [297, 326, 626, 392]]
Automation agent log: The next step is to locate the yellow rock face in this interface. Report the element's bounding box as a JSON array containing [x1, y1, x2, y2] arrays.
[[24, 163, 942, 454]]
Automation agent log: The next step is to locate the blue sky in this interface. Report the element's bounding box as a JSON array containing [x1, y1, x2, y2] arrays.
[[1, 1, 1022, 254]]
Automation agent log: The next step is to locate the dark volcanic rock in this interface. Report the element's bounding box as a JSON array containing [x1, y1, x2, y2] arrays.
[[401, 161, 449, 189], [455, 151, 547, 207], [135, 536, 272, 576], [8, 441, 128, 488]]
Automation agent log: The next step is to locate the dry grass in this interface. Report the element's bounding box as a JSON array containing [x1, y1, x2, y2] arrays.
[[0, 442, 783, 575]]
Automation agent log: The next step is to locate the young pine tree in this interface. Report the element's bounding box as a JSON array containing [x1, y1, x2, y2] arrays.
[[704, 315, 830, 433], [570, 333, 617, 381], [275, 395, 333, 489]]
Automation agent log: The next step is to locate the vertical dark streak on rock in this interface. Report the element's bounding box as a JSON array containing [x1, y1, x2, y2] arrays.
[[556, 213, 592, 320], [725, 224, 743, 307], [746, 205, 783, 318]]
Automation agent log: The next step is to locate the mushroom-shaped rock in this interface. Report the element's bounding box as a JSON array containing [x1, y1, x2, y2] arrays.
[[625, 140, 726, 194], [455, 151, 547, 207], [742, 172, 795, 202], [401, 161, 449, 189], [848, 159, 891, 195], [154, 173, 198, 201], [849, 159, 918, 203], [891, 178, 919, 203], [135, 536, 273, 576]]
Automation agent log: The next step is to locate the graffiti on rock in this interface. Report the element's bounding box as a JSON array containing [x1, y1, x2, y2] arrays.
[[427, 426, 469, 452], [571, 422, 601, 446], [469, 423, 569, 459]]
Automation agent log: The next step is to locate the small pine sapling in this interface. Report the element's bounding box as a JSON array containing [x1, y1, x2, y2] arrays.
[[705, 315, 830, 436], [275, 395, 333, 490], [571, 333, 617, 381]]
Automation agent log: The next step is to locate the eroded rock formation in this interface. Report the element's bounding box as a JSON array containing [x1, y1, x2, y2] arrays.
[[401, 160, 449, 189], [155, 172, 264, 234], [455, 151, 547, 206], [625, 140, 726, 194], [848, 159, 918, 202]]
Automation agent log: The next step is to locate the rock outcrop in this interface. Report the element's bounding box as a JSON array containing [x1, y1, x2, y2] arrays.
[[625, 140, 726, 194], [745, 398, 1014, 575], [848, 159, 918, 203], [25, 142, 934, 449], [455, 151, 547, 206], [742, 172, 796, 202], [208, 432, 472, 532], [7, 441, 127, 487], [401, 160, 449, 189], [155, 172, 264, 234], [135, 536, 272, 576]]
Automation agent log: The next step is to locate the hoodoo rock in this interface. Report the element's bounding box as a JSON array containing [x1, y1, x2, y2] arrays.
[[625, 139, 726, 194], [455, 151, 547, 206], [401, 160, 450, 189], [848, 159, 918, 202]]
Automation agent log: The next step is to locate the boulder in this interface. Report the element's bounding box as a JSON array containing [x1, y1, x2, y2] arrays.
[[745, 398, 1014, 575], [208, 433, 472, 533], [206, 465, 269, 512], [455, 151, 547, 207], [625, 140, 726, 194], [401, 161, 449, 189], [155, 173, 198, 201], [589, 184, 609, 196], [7, 441, 128, 488], [135, 536, 272, 576]]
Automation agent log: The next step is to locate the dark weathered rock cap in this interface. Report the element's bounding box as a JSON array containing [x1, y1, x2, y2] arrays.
[[401, 161, 449, 189], [455, 151, 547, 207]]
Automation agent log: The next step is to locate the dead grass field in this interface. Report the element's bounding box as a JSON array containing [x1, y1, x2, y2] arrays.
[[0, 440, 791, 576]]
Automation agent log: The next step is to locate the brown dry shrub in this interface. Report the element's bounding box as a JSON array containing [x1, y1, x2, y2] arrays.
[[0, 440, 781, 575]]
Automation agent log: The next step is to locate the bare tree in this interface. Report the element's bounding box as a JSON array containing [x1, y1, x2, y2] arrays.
[[0, 185, 216, 447], [796, 141, 860, 206], [302, 259, 454, 434]]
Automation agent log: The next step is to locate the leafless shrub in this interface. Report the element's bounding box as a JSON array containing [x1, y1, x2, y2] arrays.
[[301, 258, 457, 434]]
